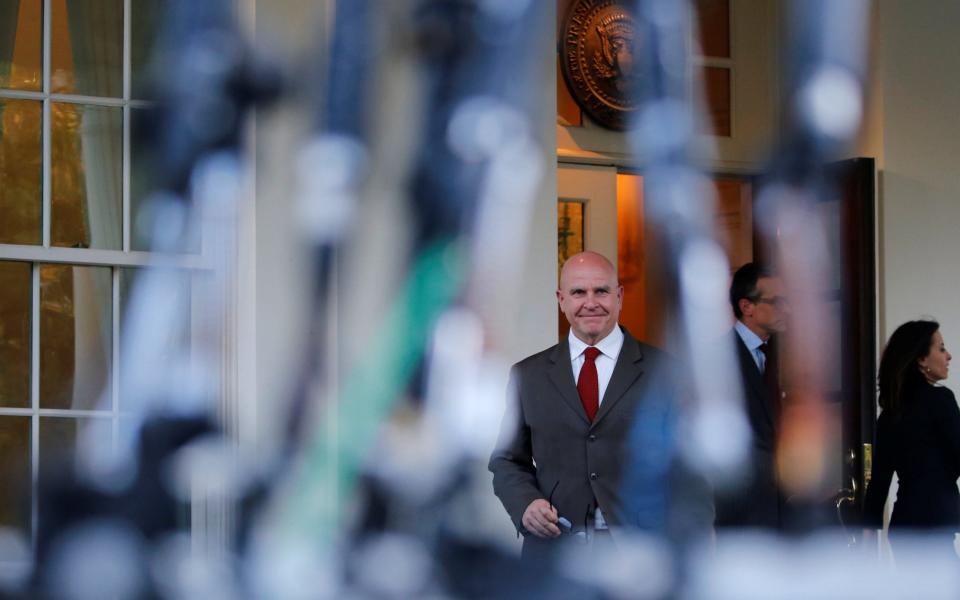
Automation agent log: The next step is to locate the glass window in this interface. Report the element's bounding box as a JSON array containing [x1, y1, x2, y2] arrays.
[[695, 0, 731, 59], [0, 262, 31, 409], [130, 108, 158, 252], [39, 416, 112, 474], [702, 66, 731, 137], [130, 108, 200, 253], [131, 0, 164, 100], [0, 0, 210, 550], [0, 0, 42, 92], [0, 417, 31, 536], [51, 0, 123, 98], [118, 267, 193, 412], [0, 99, 42, 245], [39, 264, 112, 411], [51, 103, 123, 249]]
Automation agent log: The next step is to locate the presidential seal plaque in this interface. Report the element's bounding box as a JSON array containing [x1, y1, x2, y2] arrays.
[[560, 0, 640, 131]]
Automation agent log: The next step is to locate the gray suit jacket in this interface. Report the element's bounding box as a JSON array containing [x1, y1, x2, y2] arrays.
[[488, 327, 674, 549]]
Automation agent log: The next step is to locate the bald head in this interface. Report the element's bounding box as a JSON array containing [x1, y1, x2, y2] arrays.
[[559, 251, 616, 289], [557, 252, 623, 345]]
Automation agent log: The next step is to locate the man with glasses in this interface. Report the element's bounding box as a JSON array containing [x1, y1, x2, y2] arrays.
[[715, 262, 791, 529], [488, 251, 676, 563]]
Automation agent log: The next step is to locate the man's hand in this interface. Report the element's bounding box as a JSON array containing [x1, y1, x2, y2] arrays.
[[522, 499, 561, 538]]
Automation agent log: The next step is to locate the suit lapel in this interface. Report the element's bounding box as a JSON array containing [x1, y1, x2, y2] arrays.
[[592, 330, 644, 427], [733, 331, 776, 430], [546, 339, 590, 424]]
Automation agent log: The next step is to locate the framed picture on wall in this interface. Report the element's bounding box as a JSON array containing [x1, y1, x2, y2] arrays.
[[558, 198, 586, 275], [557, 198, 586, 339]]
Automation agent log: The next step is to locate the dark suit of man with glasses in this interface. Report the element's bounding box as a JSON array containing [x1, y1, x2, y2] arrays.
[[488, 251, 677, 563], [715, 262, 791, 530]]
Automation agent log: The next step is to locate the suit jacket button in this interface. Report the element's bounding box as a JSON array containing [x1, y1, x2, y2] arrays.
[[588, 434, 597, 442], [590, 472, 598, 480]]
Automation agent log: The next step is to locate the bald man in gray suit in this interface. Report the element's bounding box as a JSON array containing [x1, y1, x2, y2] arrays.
[[489, 252, 677, 562]]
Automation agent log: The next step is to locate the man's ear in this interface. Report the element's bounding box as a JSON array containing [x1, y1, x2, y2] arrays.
[[556, 289, 563, 305], [738, 297, 753, 317]]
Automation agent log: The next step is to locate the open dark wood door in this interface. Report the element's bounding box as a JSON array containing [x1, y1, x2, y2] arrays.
[[830, 157, 877, 537], [753, 157, 877, 534]]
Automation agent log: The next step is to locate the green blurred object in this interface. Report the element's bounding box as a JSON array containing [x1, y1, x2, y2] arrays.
[[281, 238, 464, 544]]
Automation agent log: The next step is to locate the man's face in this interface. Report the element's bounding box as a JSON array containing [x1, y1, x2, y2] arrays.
[[557, 257, 623, 345], [739, 276, 790, 339]]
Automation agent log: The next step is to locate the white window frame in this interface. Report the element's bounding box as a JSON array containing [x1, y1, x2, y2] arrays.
[[0, 0, 240, 555]]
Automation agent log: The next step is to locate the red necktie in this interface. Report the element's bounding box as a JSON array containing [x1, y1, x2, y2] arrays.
[[578, 347, 601, 422]]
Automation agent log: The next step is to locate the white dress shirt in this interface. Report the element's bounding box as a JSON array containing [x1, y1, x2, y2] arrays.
[[567, 326, 624, 530], [568, 325, 624, 406], [735, 319, 767, 373]]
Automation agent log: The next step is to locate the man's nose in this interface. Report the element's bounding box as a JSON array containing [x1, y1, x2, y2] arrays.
[[583, 294, 599, 306]]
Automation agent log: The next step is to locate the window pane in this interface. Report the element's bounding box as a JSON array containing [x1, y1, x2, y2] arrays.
[[51, 0, 123, 97], [118, 267, 192, 412], [701, 66, 731, 137], [0, 417, 31, 536], [51, 102, 122, 249], [0, 0, 42, 91], [130, 107, 157, 251], [40, 264, 112, 410], [131, 0, 164, 100], [0, 99, 42, 245], [129, 108, 200, 254], [695, 0, 730, 58], [39, 416, 112, 475], [0, 261, 31, 408]]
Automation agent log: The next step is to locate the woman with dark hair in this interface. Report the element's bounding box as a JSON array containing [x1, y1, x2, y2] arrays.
[[863, 319, 959, 556]]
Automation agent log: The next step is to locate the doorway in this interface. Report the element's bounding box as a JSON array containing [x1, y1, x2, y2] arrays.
[[556, 158, 878, 534], [557, 162, 753, 348]]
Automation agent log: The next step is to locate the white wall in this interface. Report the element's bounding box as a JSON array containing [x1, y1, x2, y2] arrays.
[[247, 2, 558, 453], [873, 0, 960, 551], [249, 0, 332, 452], [510, 0, 561, 363], [877, 0, 960, 377]]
